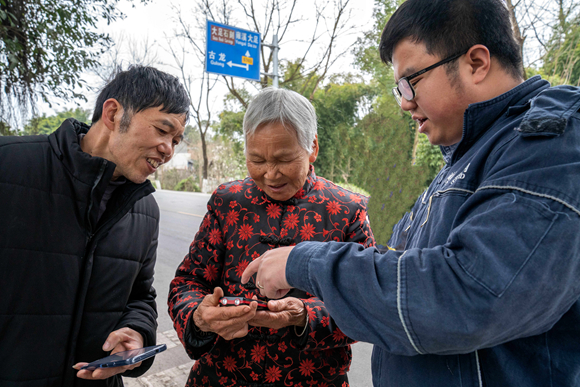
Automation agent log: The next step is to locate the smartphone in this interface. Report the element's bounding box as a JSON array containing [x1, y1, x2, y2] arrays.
[[219, 296, 268, 309], [80, 344, 167, 371]]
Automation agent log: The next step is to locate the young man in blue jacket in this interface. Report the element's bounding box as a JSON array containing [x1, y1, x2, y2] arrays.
[[0, 66, 189, 386], [242, 0, 580, 386]]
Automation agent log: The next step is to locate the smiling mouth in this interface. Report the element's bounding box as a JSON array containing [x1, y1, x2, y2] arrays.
[[268, 183, 287, 191], [147, 158, 161, 169]]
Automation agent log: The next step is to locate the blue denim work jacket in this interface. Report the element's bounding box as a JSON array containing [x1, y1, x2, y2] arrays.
[[286, 76, 580, 387]]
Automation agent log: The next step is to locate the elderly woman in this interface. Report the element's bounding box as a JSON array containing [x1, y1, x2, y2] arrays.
[[169, 88, 375, 387]]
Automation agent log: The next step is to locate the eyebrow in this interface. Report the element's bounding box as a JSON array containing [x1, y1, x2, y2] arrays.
[[160, 119, 176, 130], [247, 149, 296, 158], [396, 66, 418, 82]]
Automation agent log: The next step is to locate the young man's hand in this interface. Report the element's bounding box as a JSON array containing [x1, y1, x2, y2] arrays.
[[242, 246, 295, 299]]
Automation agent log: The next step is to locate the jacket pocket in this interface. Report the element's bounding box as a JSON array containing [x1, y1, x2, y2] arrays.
[[455, 192, 558, 297]]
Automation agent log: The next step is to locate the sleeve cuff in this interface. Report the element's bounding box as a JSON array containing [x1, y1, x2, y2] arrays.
[[185, 308, 217, 348], [286, 241, 325, 294]]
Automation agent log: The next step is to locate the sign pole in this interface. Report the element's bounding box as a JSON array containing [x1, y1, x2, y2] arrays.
[[272, 34, 279, 88], [261, 34, 280, 88]]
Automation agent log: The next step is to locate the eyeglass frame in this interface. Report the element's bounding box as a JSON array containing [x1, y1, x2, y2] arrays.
[[391, 50, 469, 106]]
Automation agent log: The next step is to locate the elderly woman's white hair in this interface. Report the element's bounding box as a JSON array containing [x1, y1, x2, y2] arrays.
[[243, 87, 317, 154]]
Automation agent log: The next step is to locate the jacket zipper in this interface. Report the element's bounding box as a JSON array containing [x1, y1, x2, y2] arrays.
[[86, 160, 108, 232], [475, 350, 483, 387]]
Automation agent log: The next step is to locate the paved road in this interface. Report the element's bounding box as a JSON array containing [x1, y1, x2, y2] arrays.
[[124, 189, 373, 387]]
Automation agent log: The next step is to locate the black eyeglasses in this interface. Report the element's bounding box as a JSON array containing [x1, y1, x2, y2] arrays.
[[392, 50, 468, 106]]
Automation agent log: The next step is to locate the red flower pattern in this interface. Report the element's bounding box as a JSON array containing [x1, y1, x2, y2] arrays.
[[265, 366, 282, 383], [203, 265, 218, 282], [229, 183, 243, 193], [300, 223, 316, 240], [225, 210, 239, 226], [235, 260, 249, 278], [299, 359, 316, 376], [223, 356, 236, 372], [326, 201, 341, 215], [238, 223, 254, 241], [266, 203, 281, 218], [278, 341, 287, 352], [283, 212, 300, 229], [208, 228, 222, 245], [251, 344, 266, 363], [349, 194, 362, 203], [169, 167, 374, 387], [332, 328, 347, 342]]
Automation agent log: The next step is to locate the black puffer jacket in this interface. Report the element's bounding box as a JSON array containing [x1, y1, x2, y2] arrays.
[[0, 119, 159, 386]]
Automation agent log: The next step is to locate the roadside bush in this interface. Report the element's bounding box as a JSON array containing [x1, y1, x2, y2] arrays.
[[161, 168, 191, 190], [340, 182, 370, 197], [174, 176, 200, 192]]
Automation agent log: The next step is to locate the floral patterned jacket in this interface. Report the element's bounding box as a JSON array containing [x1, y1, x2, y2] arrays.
[[169, 166, 375, 387]]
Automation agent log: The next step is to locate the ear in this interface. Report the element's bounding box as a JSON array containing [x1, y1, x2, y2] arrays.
[[465, 44, 491, 85], [309, 135, 319, 163], [101, 98, 124, 132]]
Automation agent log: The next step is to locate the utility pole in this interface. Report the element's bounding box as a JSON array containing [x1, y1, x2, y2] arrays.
[[261, 34, 280, 88]]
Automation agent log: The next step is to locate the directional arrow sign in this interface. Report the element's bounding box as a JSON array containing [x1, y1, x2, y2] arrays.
[[206, 20, 261, 81], [227, 61, 249, 70]]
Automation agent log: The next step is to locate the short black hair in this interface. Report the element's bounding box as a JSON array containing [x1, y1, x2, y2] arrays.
[[91, 65, 190, 124], [379, 0, 523, 79]]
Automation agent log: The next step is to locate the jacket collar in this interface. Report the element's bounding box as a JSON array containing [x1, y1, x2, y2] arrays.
[[48, 118, 117, 184], [49, 118, 154, 231], [296, 164, 316, 199], [449, 75, 550, 164]]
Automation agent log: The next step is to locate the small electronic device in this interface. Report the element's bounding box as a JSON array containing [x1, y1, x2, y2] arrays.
[[219, 296, 268, 309], [80, 344, 167, 371]]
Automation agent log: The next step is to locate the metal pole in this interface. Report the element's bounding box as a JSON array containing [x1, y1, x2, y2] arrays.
[[273, 34, 279, 88], [260, 35, 280, 87]]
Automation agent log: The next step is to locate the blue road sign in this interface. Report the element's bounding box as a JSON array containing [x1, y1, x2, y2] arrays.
[[206, 21, 261, 82]]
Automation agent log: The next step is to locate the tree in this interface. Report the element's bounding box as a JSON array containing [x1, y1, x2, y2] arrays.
[[0, 0, 146, 125], [541, 2, 580, 85], [350, 0, 434, 244], [354, 106, 430, 246], [23, 108, 90, 135], [312, 76, 375, 183], [506, 0, 579, 83], [0, 120, 16, 136], [168, 0, 359, 189]]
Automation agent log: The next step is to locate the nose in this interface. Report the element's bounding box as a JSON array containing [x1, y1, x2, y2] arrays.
[[264, 163, 281, 180], [158, 139, 173, 161], [400, 97, 417, 112]]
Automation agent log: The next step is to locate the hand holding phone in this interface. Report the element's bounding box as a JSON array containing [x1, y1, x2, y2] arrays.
[[74, 327, 146, 380], [80, 344, 167, 371]]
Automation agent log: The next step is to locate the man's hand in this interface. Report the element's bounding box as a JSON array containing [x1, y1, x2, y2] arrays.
[[194, 287, 258, 340], [242, 246, 295, 299], [248, 297, 307, 330], [73, 328, 144, 379]]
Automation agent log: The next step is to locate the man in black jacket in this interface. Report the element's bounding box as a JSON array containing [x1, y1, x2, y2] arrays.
[[0, 66, 190, 386]]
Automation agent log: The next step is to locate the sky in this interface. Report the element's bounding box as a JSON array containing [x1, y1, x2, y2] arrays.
[[40, 0, 377, 118]]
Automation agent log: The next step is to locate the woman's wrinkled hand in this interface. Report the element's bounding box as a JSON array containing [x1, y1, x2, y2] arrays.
[[194, 287, 258, 340], [248, 297, 307, 330]]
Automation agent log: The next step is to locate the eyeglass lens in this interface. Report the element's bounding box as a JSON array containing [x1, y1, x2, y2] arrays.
[[398, 79, 414, 101]]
